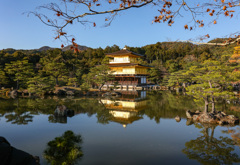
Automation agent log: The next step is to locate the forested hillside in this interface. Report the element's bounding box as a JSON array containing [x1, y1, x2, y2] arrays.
[[0, 41, 237, 95]]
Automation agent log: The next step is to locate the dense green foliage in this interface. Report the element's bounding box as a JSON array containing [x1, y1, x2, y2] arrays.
[[44, 130, 83, 165], [0, 40, 237, 96]]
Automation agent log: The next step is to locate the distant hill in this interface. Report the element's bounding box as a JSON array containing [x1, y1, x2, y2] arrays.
[[38, 46, 55, 51], [0, 45, 90, 53], [62, 45, 89, 51], [0, 48, 16, 54], [36, 45, 89, 52]]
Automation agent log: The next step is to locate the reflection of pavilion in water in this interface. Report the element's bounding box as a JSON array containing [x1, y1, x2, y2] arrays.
[[101, 91, 147, 127]]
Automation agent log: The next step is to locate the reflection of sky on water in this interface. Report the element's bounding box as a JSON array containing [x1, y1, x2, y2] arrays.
[[1, 112, 240, 165], [1, 91, 240, 165]]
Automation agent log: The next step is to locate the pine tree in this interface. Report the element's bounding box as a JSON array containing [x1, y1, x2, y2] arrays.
[[27, 75, 54, 96], [4, 59, 34, 89], [0, 68, 9, 88], [186, 60, 235, 113]]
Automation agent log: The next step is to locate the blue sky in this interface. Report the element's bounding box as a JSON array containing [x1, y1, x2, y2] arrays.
[[1, 0, 240, 50]]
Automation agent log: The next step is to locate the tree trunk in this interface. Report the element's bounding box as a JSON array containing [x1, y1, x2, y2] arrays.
[[17, 79, 19, 90], [210, 126, 215, 142], [204, 98, 209, 114], [211, 97, 216, 114], [56, 77, 59, 86]]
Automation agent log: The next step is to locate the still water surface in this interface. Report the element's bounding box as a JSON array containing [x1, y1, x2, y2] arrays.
[[0, 91, 240, 165]]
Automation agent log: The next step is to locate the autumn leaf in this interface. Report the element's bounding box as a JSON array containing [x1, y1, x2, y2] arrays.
[[205, 34, 210, 38], [223, 6, 227, 10], [61, 44, 64, 48], [184, 24, 188, 29], [224, 11, 229, 16], [93, 22, 96, 27], [72, 38, 75, 42], [59, 32, 66, 36], [213, 20, 217, 24], [221, 0, 225, 3], [74, 48, 79, 53], [199, 23, 204, 27], [55, 35, 60, 40], [67, 20, 73, 24]]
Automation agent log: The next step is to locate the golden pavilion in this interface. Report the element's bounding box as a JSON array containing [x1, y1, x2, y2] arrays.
[[105, 47, 150, 89]]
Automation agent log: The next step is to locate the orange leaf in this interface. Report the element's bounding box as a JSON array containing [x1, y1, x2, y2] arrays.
[[184, 24, 188, 29], [213, 20, 217, 24], [223, 6, 227, 10], [59, 32, 66, 36], [93, 22, 96, 27], [55, 35, 60, 40]]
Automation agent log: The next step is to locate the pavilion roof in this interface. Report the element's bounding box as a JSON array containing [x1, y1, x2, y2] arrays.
[[108, 63, 152, 68]]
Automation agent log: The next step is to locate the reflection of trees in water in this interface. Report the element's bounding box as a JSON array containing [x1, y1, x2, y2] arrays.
[[222, 128, 240, 148], [48, 115, 67, 124], [5, 112, 33, 125], [0, 97, 112, 124], [0, 98, 57, 125], [144, 91, 240, 123], [44, 130, 83, 165], [182, 124, 240, 165], [1, 92, 239, 125], [144, 91, 197, 123]]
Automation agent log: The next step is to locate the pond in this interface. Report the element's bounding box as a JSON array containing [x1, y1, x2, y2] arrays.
[[0, 91, 240, 165]]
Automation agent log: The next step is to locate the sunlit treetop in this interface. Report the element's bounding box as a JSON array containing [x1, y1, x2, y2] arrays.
[[30, 0, 240, 48]]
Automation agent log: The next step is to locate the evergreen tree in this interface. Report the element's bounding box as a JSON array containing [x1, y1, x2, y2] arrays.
[[4, 59, 34, 89], [42, 62, 67, 86], [27, 75, 55, 96], [0, 68, 9, 87], [186, 60, 235, 113], [85, 64, 114, 91]]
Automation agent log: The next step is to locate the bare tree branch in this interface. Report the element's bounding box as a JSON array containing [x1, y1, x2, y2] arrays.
[[28, 0, 240, 46]]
